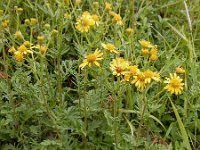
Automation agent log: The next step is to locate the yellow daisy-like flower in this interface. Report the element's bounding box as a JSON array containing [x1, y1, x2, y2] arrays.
[[139, 39, 152, 48], [176, 67, 185, 74], [14, 51, 24, 62], [35, 44, 48, 54], [1, 19, 10, 28], [150, 54, 158, 61], [75, 11, 95, 32], [92, 14, 100, 26], [123, 66, 139, 82], [128, 65, 140, 76], [141, 48, 149, 57], [23, 41, 31, 47], [79, 49, 103, 69], [105, 2, 112, 11], [143, 70, 160, 83], [126, 27, 134, 35], [150, 47, 158, 55], [110, 57, 129, 76], [123, 73, 131, 81], [164, 73, 184, 95], [37, 35, 45, 44], [18, 44, 32, 55], [110, 12, 122, 25], [101, 43, 118, 53], [14, 30, 23, 39], [18, 44, 28, 54], [8, 46, 16, 54], [132, 72, 146, 91]]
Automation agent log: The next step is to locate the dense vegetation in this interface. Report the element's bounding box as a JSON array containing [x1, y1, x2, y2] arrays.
[[0, 0, 199, 149]]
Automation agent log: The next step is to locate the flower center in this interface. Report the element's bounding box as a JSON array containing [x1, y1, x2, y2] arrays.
[[114, 15, 121, 21], [137, 73, 145, 81], [82, 18, 91, 27], [87, 54, 96, 63], [170, 79, 180, 88], [116, 67, 123, 73], [106, 44, 115, 51]]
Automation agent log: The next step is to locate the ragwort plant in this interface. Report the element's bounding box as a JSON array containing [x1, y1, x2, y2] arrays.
[[0, 0, 199, 149]]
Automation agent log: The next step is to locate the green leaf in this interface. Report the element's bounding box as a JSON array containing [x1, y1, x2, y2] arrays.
[[169, 97, 192, 150]]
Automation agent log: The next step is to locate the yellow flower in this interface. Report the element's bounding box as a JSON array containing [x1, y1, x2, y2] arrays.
[[123, 66, 139, 82], [23, 41, 31, 47], [176, 67, 185, 74], [30, 18, 37, 26], [25, 19, 30, 26], [18, 44, 32, 55], [14, 30, 23, 39], [75, 0, 81, 6], [18, 44, 28, 54], [79, 49, 103, 69], [93, 2, 99, 8], [8, 46, 16, 54], [141, 48, 149, 57], [92, 14, 100, 26], [37, 35, 45, 44], [64, 13, 71, 19], [123, 73, 131, 81], [14, 51, 24, 62], [143, 70, 160, 83], [1, 19, 9, 28], [110, 12, 122, 25], [101, 43, 118, 53], [164, 73, 184, 95], [128, 65, 139, 76], [139, 39, 152, 48], [110, 57, 129, 76], [150, 47, 158, 55], [126, 27, 134, 35], [16, 8, 23, 14], [36, 45, 48, 54], [132, 72, 146, 91], [105, 2, 112, 11], [75, 11, 95, 32], [150, 54, 158, 61]]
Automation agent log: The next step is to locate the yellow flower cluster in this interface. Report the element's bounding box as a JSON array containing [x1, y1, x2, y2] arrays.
[[76, 11, 100, 32], [9, 30, 48, 62], [78, 35, 185, 95], [75, 2, 124, 33], [9, 43, 32, 62], [109, 57, 160, 91], [1, 19, 9, 28], [139, 39, 158, 61]]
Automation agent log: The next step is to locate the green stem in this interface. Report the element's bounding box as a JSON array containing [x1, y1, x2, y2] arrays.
[[83, 69, 88, 149], [56, 3, 65, 104]]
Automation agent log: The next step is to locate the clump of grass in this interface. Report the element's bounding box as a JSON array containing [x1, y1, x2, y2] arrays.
[[0, 0, 199, 149]]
